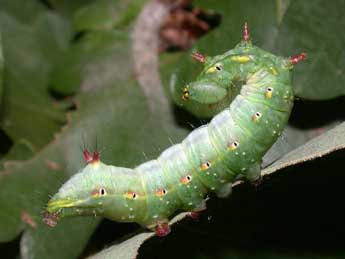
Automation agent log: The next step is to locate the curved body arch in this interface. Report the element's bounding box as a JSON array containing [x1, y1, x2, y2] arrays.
[[44, 23, 305, 237]]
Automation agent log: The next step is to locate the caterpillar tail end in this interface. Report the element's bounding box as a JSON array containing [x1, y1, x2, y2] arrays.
[[43, 212, 60, 227]]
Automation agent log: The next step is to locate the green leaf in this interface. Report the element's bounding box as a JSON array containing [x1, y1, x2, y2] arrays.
[[73, 0, 147, 31], [0, 140, 35, 170], [275, 0, 345, 99], [0, 12, 72, 148], [0, 31, 3, 107], [0, 0, 45, 23], [47, 0, 94, 19], [51, 30, 134, 95], [20, 217, 99, 259]]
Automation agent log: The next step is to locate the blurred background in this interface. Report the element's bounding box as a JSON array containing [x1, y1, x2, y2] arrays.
[[0, 0, 344, 258]]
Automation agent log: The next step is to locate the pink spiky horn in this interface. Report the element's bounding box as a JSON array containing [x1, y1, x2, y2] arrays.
[[290, 52, 307, 65], [83, 149, 100, 164], [243, 22, 250, 42]]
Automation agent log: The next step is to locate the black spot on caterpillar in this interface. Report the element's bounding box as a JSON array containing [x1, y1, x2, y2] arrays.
[[43, 23, 306, 237]]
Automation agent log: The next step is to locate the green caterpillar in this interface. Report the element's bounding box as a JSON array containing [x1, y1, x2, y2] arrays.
[[43, 23, 305, 237]]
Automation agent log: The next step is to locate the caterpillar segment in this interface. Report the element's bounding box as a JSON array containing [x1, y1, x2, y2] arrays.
[[44, 23, 305, 237]]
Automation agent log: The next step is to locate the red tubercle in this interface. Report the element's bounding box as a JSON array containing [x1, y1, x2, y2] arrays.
[[92, 151, 100, 162], [83, 150, 93, 163], [83, 149, 100, 164], [191, 52, 206, 63], [155, 223, 171, 237], [289, 52, 307, 65], [243, 22, 250, 42]]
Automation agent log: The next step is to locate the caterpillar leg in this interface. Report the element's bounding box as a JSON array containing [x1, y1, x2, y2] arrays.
[[152, 199, 207, 236], [245, 162, 262, 183], [155, 221, 171, 237], [187, 199, 207, 220], [216, 182, 232, 198], [251, 176, 263, 188], [188, 211, 202, 220]]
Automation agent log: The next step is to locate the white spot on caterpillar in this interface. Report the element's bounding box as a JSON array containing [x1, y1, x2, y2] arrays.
[[206, 172, 210, 175], [121, 216, 125, 220], [98, 202, 103, 205], [276, 123, 280, 127], [242, 152, 246, 155], [153, 215, 158, 219], [166, 201, 170, 205], [241, 167, 246, 171], [129, 208, 133, 211], [125, 204, 128, 208], [265, 120, 269, 124], [188, 202, 193, 206], [159, 198, 163, 201], [272, 130, 277, 135], [129, 215, 135, 219], [211, 187, 215, 190], [220, 179, 226, 183], [194, 185, 198, 189], [235, 152, 239, 155], [187, 185, 190, 188], [251, 159, 255, 162], [213, 173, 218, 177]]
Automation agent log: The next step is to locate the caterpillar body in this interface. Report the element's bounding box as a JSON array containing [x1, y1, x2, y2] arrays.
[[44, 23, 305, 237]]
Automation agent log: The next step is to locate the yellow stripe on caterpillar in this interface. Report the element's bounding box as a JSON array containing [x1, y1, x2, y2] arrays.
[[231, 55, 251, 63]]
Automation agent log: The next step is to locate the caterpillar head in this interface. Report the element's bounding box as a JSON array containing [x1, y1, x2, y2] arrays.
[[179, 52, 242, 118], [180, 81, 231, 118]]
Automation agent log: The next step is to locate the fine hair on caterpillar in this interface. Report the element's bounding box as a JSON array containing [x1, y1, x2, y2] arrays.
[[43, 23, 306, 237]]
